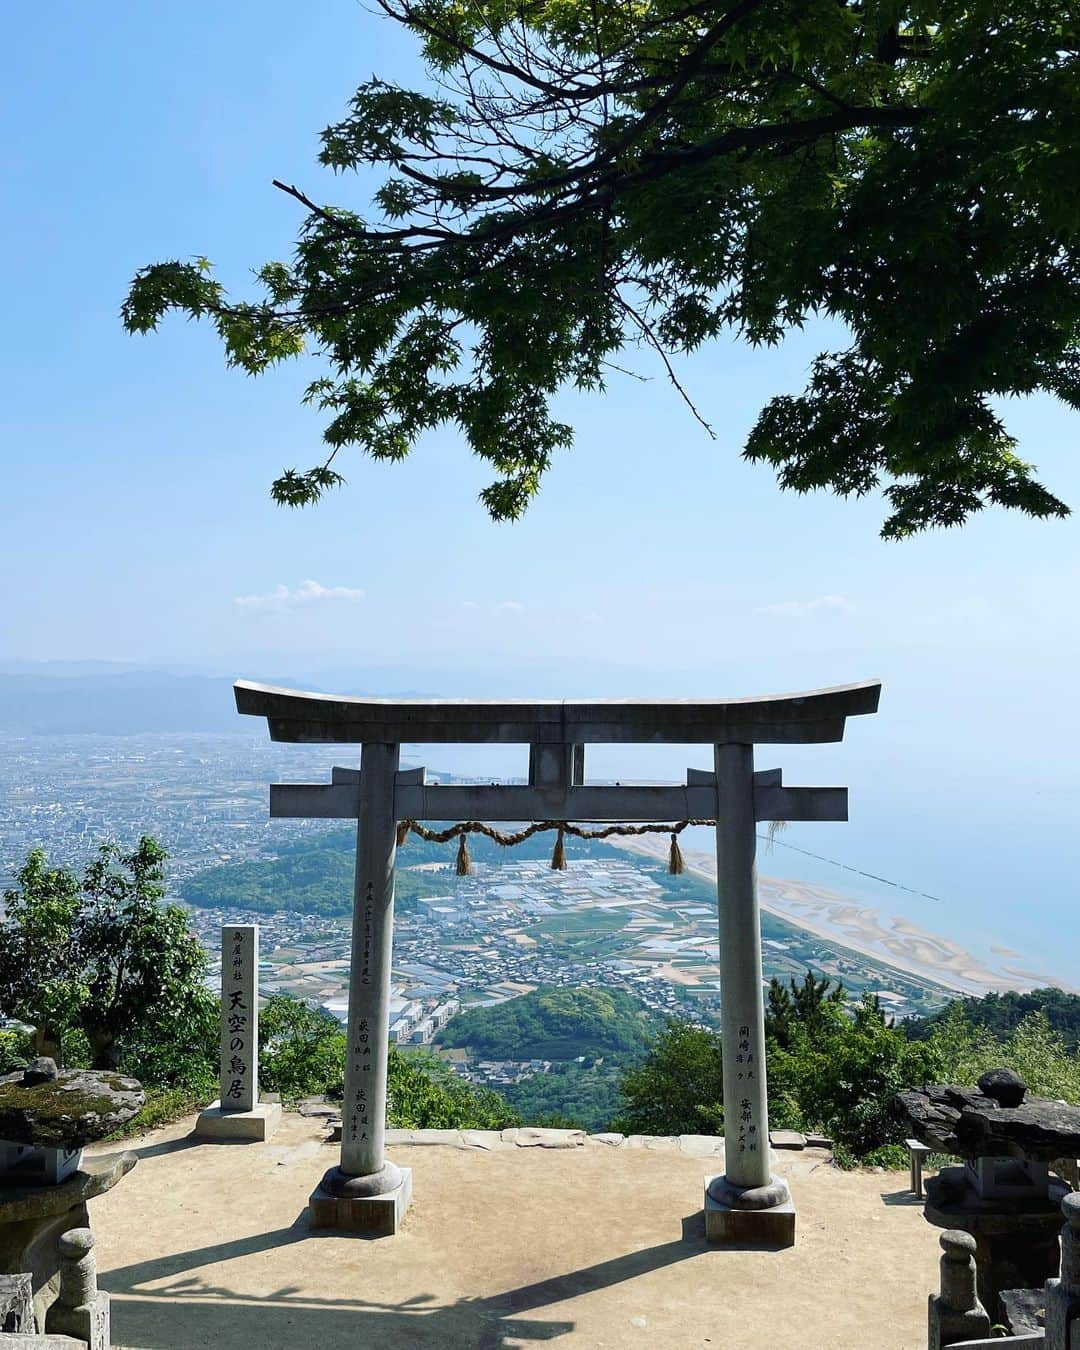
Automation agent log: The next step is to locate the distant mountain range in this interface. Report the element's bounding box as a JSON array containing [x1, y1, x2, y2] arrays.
[[0, 671, 244, 734], [0, 663, 438, 735], [0, 662, 556, 735]]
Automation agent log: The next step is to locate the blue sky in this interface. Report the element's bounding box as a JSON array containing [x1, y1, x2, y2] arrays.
[[3, 1, 1079, 970]]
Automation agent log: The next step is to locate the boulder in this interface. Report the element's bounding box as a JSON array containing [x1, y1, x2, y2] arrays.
[[977, 1068, 1027, 1108]]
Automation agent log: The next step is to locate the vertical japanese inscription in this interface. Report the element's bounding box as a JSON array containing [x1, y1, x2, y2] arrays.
[[219, 924, 258, 1112]]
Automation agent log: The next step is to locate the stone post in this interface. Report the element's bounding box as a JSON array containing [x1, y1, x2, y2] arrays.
[[44, 1228, 109, 1348], [704, 742, 794, 1246], [310, 741, 412, 1233], [1045, 1192, 1080, 1349], [194, 925, 281, 1141], [927, 1230, 991, 1349], [219, 925, 258, 1113]]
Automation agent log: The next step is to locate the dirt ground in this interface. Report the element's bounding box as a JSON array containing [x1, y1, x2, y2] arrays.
[[86, 1114, 938, 1350]]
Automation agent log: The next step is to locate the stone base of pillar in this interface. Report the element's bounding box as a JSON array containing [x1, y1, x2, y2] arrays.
[[703, 1175, 796, 1248], [308, 1167, 412, 1236], [194, 1101, 282, 1142], [927, 1293, 991, 1349]]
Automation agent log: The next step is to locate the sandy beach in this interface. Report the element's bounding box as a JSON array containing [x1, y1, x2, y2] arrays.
[[613, 835, 1067, 996]]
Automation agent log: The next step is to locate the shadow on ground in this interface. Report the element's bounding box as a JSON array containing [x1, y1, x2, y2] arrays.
[[880, 1188, 925, 1207], [102, 1213, 716, 1349]]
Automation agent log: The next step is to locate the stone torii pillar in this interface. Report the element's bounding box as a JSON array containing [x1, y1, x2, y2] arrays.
[[309, 743, 413, 1233], [235, 678, 880, 1240]]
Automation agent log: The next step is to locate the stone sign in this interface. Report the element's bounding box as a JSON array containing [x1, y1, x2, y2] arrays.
[[219, 925, 258, 1113], [195, 924, 281, 1142]]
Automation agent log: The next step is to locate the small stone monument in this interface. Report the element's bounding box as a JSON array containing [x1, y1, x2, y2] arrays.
[[44, 1228, 109, 1348], [1045, 1192, 1080, 1348], [195, 924, 281, 1142], [927, 1230, 992, 1350], [0, 1059, 140, 1332]]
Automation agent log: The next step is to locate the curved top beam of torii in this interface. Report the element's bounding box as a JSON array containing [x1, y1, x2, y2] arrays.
[[234, 678, 881, 746]]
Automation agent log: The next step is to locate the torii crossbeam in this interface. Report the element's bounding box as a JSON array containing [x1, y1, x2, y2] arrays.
[[235, 678, 880, 1243]]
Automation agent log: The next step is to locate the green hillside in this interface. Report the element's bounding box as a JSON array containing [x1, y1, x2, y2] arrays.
[[180, 827, 626, 917], [436, 986, 661, 1062], [180, 830, 426, 916], [905, 987, 1080, 1051]]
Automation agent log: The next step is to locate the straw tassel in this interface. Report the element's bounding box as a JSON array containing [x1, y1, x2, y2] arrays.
[[668, 830, 685, 875], [396, 820, 411, 848], [455, 831, 472, 876], [551, 824, 567, 871]]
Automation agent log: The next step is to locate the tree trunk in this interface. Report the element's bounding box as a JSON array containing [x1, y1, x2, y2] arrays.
[[87, 1029, 119, 1070], [33, 1024, 62, 1069]]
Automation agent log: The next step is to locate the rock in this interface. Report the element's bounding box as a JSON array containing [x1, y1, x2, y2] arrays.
[[805, 1133, 833, 1150], [999, 1288, 1044, 1336], [511, 1127, 587, 1149], [977, 1068, 1027, 1108], [459, 1130, 509, 1151], [588, 1133, 626, 1147], [0, 1067, 144, 1149], [0, 1272, 33, 1332], [958, 1098, 1080, 1163], [769, 1130, 807, 1150], [898, 1081, 1080, 1163], [22, 1058, 60, 1086], [678, 1134, 723, 1158], [296, 1097, 339, 1119]]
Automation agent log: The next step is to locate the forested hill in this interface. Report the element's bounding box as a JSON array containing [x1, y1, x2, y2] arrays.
[[179, 828, 626, 917], [906, 988, 1080, 1050], [436, 987, 661, 1062]]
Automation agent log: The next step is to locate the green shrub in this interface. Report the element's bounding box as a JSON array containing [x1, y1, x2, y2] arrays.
[[259, 994, 347, 1101], [614, 1019, 724, 1135], [388, 1049, 518, 1129], [0, 1027, 33, 1074], [928, 1006, 1080, 1103]]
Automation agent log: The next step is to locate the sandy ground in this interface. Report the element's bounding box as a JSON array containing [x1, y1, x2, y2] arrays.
[[614, 835, 1065, 995], [86, 1112, 938, 1350]]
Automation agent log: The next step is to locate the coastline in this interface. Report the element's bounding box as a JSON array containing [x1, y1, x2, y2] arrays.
[[612, 835, 1067, 997]]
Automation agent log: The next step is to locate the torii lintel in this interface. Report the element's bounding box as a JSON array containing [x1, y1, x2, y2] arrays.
[[234, 679, 881, 746]]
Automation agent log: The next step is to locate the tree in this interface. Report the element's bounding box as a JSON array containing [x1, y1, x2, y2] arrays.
[[0, 851, 85, 1063], [259, 994, 348, 1100], [615, 1019, 724, 1135], [769, 991, 939, 1158], [76, 838, 210, 1069], [0, 839, 211, 1071], [386, 1047, 518, 1128], [123, 2, 1077, 535], [765, 971, 847, 1051]]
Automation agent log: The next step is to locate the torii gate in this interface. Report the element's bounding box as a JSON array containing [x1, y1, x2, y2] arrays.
[[235, 678, 880, 1243]]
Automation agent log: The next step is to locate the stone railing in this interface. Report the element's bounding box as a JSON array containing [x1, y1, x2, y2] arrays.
[[929, 1194, 1080, 1349], [0, 1227, 109, 1349]]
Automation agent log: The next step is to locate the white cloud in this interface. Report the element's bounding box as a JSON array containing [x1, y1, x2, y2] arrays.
[[757, 594, 855, 619], [235, 579, 365, 610], [493, 600, 525, 613]]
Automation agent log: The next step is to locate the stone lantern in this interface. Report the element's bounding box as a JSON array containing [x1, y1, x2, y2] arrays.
[[898, 1067, 1080, 1320], [0, 1058, 143, 1333]]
